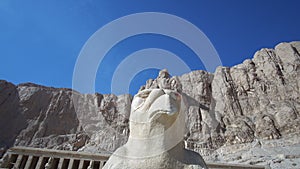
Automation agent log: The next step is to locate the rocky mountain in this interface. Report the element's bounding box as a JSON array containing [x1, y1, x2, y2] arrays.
[[0, 41, 299, 168]]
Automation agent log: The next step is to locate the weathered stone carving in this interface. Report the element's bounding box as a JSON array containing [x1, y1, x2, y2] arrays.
[[103, 70, 207, 169]]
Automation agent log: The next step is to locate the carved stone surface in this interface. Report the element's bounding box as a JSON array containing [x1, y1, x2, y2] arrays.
[[103, 70, 207, 169], [0, 41, 300, 168]]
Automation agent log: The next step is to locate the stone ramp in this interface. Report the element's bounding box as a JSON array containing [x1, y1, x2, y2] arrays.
[[0, 147, 269, 169]]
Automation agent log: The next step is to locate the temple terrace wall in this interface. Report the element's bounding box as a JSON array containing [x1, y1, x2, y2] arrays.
[[0, 147, 270, 169]]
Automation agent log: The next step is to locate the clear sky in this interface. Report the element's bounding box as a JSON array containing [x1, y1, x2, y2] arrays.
[[1, 0, 299, 95]]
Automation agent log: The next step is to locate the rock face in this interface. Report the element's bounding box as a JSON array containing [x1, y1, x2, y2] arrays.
[[0, 41, 299, 168], [0, 82, 130, 156]]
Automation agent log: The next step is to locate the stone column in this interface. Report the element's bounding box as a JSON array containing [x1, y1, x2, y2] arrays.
[[99, 161, 105, 169], [87, 160, 94, 169], [78, 160, 84, 169], [24, 155, 33, 169], [0, 153, 11, 168], [67, 158, 75, 169], [35, 156, 45, 169], [45, 157, 54, 169], [57, 158, 64, 168], [13, 154, 23, 168]]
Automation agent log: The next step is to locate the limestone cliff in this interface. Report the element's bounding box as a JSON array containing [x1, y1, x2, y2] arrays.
[[0, 41, 299, 168], [0, 82, 131, 154]]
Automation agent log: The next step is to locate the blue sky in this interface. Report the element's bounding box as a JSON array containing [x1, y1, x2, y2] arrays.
[[0, 0, 299, 95]]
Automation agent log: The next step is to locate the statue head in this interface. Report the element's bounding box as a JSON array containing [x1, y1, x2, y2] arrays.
[[103, 70, 208, 169], [129, 69, 185, 147]]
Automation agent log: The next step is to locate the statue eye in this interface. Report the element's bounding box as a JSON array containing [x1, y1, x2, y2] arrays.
[[137, 90, 151, 98]]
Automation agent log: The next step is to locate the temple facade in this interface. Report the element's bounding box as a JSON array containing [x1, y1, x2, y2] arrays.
[[0, 147, 268, 169], [0, 147, 108, 169]]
